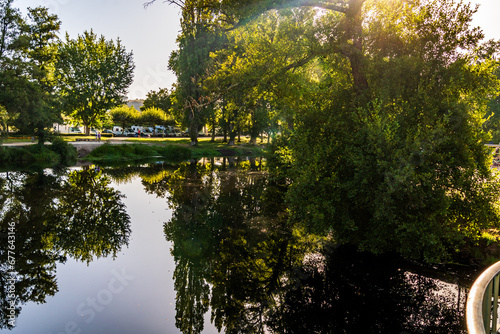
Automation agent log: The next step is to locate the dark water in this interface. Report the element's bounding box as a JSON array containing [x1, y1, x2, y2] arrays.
[[0, 157, 482, 333]]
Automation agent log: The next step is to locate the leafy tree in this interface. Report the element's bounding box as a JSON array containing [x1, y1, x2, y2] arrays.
[[0, 3, 61, 143], [55, 169, 131, 263], [14, 6, 61, 143], [139, 106, 174, 135], [141, 87, 172, 113], [166, 0, 227, 146], [0, 0, 21, 59], [110, 104, 139, 134], [283, 0, 500, 261], [55, 30, 134, 135]]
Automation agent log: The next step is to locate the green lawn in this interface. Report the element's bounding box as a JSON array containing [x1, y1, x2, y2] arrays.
[[3, 135, 269, 158], [2, 138, 35, 143]]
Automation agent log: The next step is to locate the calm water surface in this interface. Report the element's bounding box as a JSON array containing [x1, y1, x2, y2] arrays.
[[0, 157, 482, 333]]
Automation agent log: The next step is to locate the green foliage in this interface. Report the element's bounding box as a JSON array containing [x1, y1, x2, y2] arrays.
[[0, 2, 61, 142], [0, 105, 9, 139], [48, 136, 77, 165], [277, 0, 500, 262], [172, 0, 500, 262], [55, 169, 131, 263], [139, 107, 173, 127], [0, 169, 131, 327], [0, 138, 76, 168], [168, 1, 228, 145], [141, 87, 173, 112], [109, 104, 140, 131], [55, 30, 135, 135], [0, 144, 58, 166]]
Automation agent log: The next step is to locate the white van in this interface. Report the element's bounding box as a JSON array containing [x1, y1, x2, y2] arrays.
[[112, 126, 123, 136]]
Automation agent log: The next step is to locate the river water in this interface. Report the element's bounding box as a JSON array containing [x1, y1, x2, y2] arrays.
[[0, 157, 483, 333]]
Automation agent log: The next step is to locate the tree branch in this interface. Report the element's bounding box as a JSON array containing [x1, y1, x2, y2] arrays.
[[143, 0, 185, 10]]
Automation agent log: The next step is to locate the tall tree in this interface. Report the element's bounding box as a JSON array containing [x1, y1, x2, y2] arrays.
[[283, 0, 500, 261], [55, 30, 134, 135], [165, 0, 227, 146], [0, 3, 61, 143]]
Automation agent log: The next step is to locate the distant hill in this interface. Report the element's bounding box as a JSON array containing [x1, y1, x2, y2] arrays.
[[127, 99, 144, 111]]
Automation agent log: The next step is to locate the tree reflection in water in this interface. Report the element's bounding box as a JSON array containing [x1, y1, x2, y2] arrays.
[[0, 168, 130, 329], [160, 157, 473, 334]]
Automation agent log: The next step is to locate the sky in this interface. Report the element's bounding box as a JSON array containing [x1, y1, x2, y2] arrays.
[[12, 0, 500, 100]]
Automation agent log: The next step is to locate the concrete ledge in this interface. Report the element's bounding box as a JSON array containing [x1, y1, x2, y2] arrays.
[[466, 261, 500, 333]]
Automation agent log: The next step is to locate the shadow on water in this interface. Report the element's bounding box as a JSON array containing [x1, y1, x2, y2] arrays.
[[0, 157, 484, 333], [0, 168, 130, 330]]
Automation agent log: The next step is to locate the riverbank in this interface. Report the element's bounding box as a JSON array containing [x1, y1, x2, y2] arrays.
[[0, 136, 268, 168], [84, 140, 267, 163]]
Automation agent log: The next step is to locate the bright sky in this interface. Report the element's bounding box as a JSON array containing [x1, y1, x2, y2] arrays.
[[12, 0, 500, 100]]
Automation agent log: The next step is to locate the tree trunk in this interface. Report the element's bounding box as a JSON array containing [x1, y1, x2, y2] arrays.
[[211, 124, 216, 142], [343, 0, 369, 99], [228, 123, 236, 146], [188, 117, 199, 146]]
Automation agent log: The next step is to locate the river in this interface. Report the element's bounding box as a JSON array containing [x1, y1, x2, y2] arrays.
[[0, 157, 482, 333]]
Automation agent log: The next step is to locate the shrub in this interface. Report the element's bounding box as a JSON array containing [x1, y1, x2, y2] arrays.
[[49, 137, 77, 165]]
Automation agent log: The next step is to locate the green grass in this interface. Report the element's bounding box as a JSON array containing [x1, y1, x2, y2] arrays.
[[85, 139, 268, 163], [86, 143, 192, 162], [2, 138, 34, 144]]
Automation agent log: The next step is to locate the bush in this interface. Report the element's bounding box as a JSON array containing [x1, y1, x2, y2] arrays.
[[0, 140, 77, 168], [49, 137, 77, 165], [0, 145, 58, 165]]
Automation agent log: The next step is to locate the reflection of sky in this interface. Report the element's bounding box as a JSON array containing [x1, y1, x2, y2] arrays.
[[6, 176, 218, 334]]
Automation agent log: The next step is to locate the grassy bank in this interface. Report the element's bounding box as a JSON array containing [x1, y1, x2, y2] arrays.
[[85, 140, 267, 163], [0, 138, 77, 170], [86, 143, 191, 163]]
